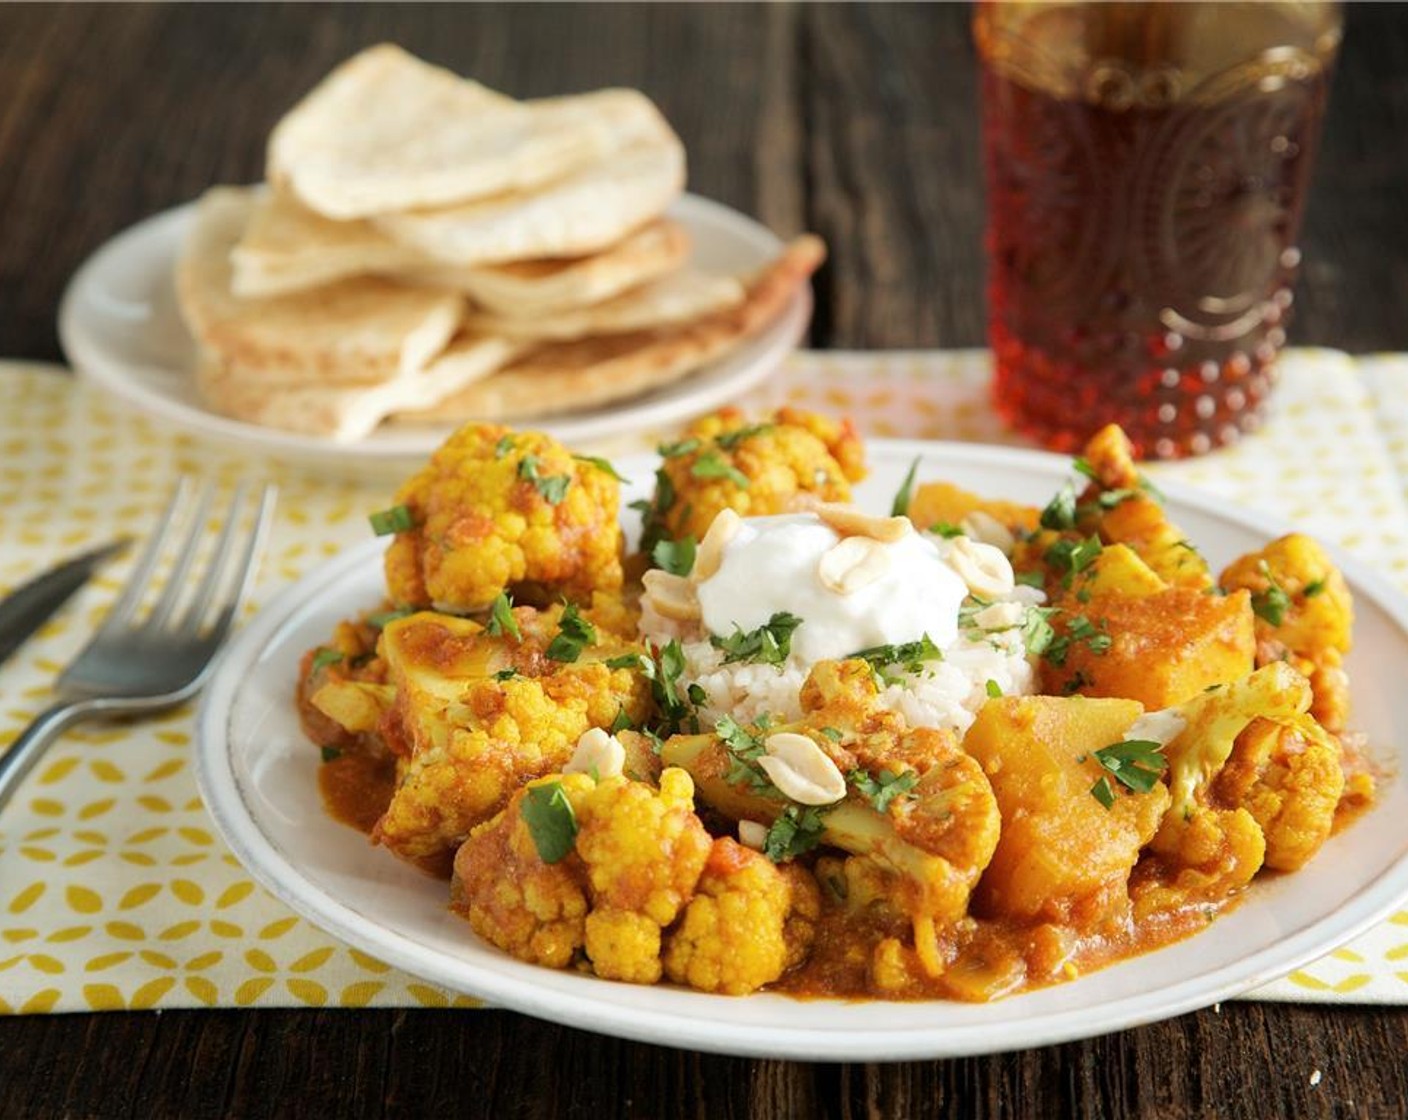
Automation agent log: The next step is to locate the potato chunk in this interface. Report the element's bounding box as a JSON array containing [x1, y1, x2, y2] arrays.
[[966, 695, 1169, 927], [1041, 587, 1255, 707]]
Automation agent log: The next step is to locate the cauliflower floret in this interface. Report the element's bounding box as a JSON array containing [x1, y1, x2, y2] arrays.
[[573, 768, 713, 983], [663, 838, 821, 994], [638, 407, 866, 550], [373, 607, 653, 867], [1212, 715, 1344, 871], [382, 423, 624, 613], [450, 774, 595, 968], [1220, 534, 1354, 732]]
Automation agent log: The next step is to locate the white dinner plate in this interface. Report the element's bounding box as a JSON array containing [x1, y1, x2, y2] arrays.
[[57, 193, 810, 465], [195, 441, 1408, 1060]]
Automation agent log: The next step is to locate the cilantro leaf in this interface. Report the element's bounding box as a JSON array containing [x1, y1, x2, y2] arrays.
[[485, 592, 521, 641], [985, 679, 1003, 699], [1090, 775, 1117, 809], [1021, 607, 1058, 657], [691, 450, 750, 488], [1089, 738, 1168, 805], [716, 423, 773, 450], [367, 607, 414, 629], [763, 805, 828, 863], [658, 437, 700, 459], [1044, 535, 1102, 581], [545, 603, 597, 663], [652, 536, 697, 577], [891, 457, 920, 518], [368, 504, 415, 536], [573, 454, 628, 482], [494, 435, 516, 459], [311, 648, 344, 671], [1039, 482, 1078, 531], [846, 635, 943, 684], [520, 783, 579, 863], [518, 455, 572, 504], [848, 767, 919, 813], [710, 612, 803, 666], [1251, 561, 1292, 626]]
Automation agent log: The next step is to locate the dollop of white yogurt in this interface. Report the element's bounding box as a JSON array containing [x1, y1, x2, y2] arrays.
[[694, 513, 969, 664]]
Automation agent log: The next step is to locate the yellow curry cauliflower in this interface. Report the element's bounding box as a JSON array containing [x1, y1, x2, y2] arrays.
[[372, 605, 653, 867], [451, 774, 595, 968], [574, 769, 713, 984], [383, 423, 624, 613], [641, 407, 866, 547], [1220, 533, 1354, 733], [664, 838, 821, 994]]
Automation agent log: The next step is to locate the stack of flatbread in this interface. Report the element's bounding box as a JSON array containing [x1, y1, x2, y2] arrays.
[[175, 44, 824, 441]]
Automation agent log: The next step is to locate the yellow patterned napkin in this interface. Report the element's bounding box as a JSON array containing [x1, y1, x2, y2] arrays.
[[1, 349, 1405, 1013]]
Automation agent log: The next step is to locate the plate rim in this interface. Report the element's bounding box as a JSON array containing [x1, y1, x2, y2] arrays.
[[195, 438, 1408, 1060], [57, 191, 810, 463]]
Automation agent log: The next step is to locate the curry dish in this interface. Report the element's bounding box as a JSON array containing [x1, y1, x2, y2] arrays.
[[297, 410, 1375, 1001]]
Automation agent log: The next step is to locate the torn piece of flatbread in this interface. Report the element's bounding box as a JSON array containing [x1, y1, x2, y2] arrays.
[[462, 269, 745, 342], [432, 220, 691, 316], [373, 132, 685, 266], [177, 186, 463, 388], [394, 234, 825, 424], [196, 333, 521, 441], [269, 43, 672, 220], [230, 188, 427, 298], [231, 188, 691, 313]]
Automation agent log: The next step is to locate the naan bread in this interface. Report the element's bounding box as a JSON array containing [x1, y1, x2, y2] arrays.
[[373, 134, 685, 266], [230, 188, 426, 298], [177, 187, 464, 388], [269, 44, 670, 220], [196, 333, 520, 441], [395, 235, 824, 424], [435, 220, 691, 316], [462, 269, 745, 341], [231, 187, 691, 314]]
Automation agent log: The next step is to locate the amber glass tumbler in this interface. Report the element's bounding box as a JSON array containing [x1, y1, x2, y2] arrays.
[[976, 2, 1342, 458]]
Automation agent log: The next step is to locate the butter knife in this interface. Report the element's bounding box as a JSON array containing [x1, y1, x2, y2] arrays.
[[0, 539, 130, 669]]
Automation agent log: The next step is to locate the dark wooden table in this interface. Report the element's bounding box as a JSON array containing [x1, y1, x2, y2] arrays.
[[2, 4, 1407, 1117]]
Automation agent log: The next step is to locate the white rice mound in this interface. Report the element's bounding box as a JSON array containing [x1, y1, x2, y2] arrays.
[[638, 585, 1043, 739]]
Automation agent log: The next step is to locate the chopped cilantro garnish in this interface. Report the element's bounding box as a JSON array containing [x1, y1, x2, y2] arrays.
[[848, 767, 919, 812], [494, 434, 516, 459], [573, 454, 628, 482], [367, 607, 414, 629], [985, 679, 1003, 699], [1014, 569, 1046, 589], [368, 504, 414, 536], [1089, 738, 1168, 804], [1039, 482, 1078, 531], [929, 522, 964, 539], [763, 805, 828, 863], [710, 611, 803, 666], [634, 639, 699, 734], [485, 592, 521, 641], [609, 706, 634, 734], [691, 450, 750, 488], [320, 746, 342, 763], [493, 668, 520, 681], [545, 603, 597, 662], [715, 714, 772, 791], [634, 467, 677, 557], [847, 635, 943, 684], [1072, 456, 1099, 481], [1045, 535, 1102, 580], [658, 437, 700, 459], [1090, 775, 1117, 809], [518, 455, 571, 504], [652, 536, 697, 577], [1303, 579, 1326, 598], [311, 648, 344, 671], [819, 726, 845, 742], [520, 782, 579, 863], [1021, 606, 1058, 657], [1251, 561, 1292, 626], [716, 423, 773, 450], [891, 457, 920, 518]]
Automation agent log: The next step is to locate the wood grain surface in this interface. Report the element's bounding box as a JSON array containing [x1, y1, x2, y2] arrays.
[[1, 4, 1407, 1118]]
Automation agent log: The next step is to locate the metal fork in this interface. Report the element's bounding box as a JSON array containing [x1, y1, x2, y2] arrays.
[[0, 478, 276, 812]]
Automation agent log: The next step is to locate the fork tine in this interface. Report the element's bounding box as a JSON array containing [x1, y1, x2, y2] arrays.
[[145, 481, 216, 631], [172, 482, 249, 635], [195, 483, 276, 640], [98, 478, 192, 632]]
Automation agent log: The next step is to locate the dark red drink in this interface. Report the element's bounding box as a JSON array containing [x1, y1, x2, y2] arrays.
[[976, 2, 1340, 458]]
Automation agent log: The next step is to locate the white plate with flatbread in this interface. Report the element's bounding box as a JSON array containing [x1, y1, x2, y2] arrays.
[[58, 193, 811, 465]]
